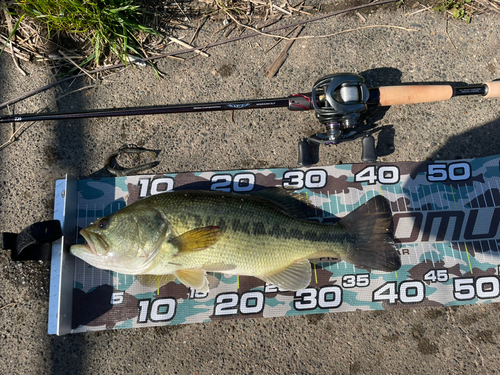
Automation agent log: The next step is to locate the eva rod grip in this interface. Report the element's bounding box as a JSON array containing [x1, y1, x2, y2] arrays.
[[485, 81, 500, 98], [378, 85, 453, 106]]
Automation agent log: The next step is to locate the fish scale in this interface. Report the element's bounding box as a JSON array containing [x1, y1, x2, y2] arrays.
[[71, 190, 401, 292], [147, 192, 344, 273]]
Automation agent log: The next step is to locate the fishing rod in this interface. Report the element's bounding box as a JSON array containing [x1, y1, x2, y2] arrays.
[[1, 73, 499, 166]]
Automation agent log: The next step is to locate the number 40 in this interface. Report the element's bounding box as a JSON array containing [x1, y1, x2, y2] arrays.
[[354, 166, 399, 185]]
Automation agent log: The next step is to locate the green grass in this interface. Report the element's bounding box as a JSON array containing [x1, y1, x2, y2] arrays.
[[433, 0, 473, 22], [0, 14, 24, 57], [15, 0, 158, 65]]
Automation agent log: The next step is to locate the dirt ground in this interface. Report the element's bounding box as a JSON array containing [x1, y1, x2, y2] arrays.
[[1, 1, 500, 374]]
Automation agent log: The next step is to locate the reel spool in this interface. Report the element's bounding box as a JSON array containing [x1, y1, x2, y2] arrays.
[[298, 73, 376, 166]]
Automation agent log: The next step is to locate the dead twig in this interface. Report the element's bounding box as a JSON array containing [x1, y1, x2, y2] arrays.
[[0, 302, 19, 311], [272, 4, 292, 15], [3, 10, 26, 76], [189, 15, 209, 45], [218, 2, 416, 43], [9, 44, 27, 76], [444, 13, 459, 53], [0, 33, 31, 61], [290, 24, 418, 41], [168, 36, 210, 57], [355, 11, 367, 22], [458, 326, 485, 367], [286, 0, 312, 16], [405, 4, 433, 16], [168, 20, 189, 30], [216, 0, 294, 41], [253, 15, 282, 29], [265, 26, 300, 53], [59, 50, 96, 81], [224, 22, 237, 38], [55, 85, 97, 102], [475, 0, 500, 13], [172, 0, 191, 21], [0, 120, 36, 151], [266, 25, 303, 78]]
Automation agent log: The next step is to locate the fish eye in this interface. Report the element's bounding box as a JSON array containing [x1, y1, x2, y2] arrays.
[[98, 218, 109, 230]]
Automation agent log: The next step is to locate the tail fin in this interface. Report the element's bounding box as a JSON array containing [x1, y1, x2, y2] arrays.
[[337, 195, 401, 272]]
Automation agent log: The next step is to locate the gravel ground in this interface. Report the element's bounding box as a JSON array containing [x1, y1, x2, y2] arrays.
[[1, 1, 500, 374]]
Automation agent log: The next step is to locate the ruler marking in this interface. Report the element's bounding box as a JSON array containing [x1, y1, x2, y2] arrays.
[[437, 183, 445, 209], [428, 242, 436, 267], [479, 183, 486, 208], [429, 184, 437, 211], [464, 242, 473, 274]]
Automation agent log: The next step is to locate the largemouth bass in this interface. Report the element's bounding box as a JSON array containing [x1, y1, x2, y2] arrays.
[[70, 190, 400, 292]]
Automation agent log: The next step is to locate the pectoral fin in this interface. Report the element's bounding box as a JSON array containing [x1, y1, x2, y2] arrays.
[[262, 259, 312, 291], [174, 269, 209, 293], [170, 226, 222, 255], [136, 274, 176, 288]]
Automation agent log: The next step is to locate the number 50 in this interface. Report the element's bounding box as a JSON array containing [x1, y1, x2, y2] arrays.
[[427, 162, 471, 182]]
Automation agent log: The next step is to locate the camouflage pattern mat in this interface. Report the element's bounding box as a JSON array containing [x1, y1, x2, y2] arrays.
[[54, 155, 500, 333]]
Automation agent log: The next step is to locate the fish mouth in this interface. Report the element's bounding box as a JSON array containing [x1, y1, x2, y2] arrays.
[[77, 228, 98, 255]]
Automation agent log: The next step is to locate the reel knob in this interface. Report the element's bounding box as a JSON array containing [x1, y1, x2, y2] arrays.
[[298, 139, 312, 167], [361, 134, 377, 163]]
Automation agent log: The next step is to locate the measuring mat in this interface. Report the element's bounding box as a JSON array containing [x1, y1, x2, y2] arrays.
[[48, 155, 500, 334]]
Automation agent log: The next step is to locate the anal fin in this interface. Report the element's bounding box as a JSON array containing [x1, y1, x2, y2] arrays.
[[174, 269, 209, 293], [262, 259, 312, 291]]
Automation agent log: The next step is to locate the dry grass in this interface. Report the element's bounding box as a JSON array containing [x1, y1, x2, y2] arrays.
[[0, 0, 498, 75]]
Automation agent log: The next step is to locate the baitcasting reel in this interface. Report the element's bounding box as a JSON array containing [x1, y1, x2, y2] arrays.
[[297, 73, 376, 167]]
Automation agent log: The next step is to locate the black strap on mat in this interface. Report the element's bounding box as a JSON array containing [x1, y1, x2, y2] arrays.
[[1, 220, 62, 261]]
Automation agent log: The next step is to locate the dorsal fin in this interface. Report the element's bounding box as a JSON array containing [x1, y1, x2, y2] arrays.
[[252, 188, 320, 219]]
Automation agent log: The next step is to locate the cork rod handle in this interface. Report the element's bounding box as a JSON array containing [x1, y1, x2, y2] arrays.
[[378, 85, 453, 106], [485, 81, 500, 98]]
